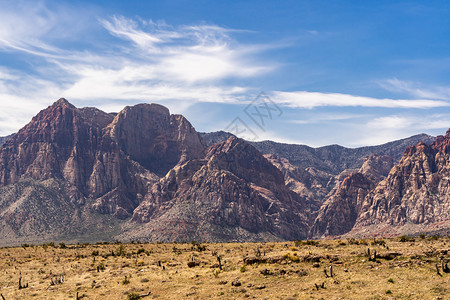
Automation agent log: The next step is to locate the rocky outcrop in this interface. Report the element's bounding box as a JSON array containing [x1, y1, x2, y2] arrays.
[[311, 173, 375, 238], [310, 155, 394, 238], [105, 104, 205, 177], [0, 99, 113, 189], [0, 99, 205, 225], [350, 130, 450, 237], [89, 103, 205, 217], [128, 137, 310, 242], [359, 155, 395, 182]]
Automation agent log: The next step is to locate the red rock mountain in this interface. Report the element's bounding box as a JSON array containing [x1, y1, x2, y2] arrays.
[[0, 99, 309, 245], [350, 130, 450, 237], [310, 155, 394, 238], [126, 137, 309, 241], [0, 99, 448, 245]]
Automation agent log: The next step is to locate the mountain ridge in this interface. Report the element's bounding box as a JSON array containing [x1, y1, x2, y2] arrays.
[[0, 99, 309, 245], [0, 99, 448, 246]]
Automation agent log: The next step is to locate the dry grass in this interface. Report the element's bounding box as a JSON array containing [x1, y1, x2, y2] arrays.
[[0, 237, 448, 299]]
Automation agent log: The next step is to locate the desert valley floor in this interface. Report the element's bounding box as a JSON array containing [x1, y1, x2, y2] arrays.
[[0, 237, 448, 299]]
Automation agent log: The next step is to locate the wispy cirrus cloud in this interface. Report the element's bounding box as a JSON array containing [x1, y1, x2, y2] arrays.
[[98, 16, 272, 83], [378, 78, 450, 100], [367, 114, 450, 130], [272, 90, 450, 109], [0, 5, 273, 134], [0, 0, 449, 147]]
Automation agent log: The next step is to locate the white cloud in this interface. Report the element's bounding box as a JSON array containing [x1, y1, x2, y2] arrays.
[[379, 78, 450, 100], [272, 90, 450, 109], [0, 2, 448, 148], [288, 113, 369, 124], [98, 16, 272, 83], [368, 114, 450, 131], [367, 116, 412, 129], [0, 9, 272, 134], [348, 113, 450, 146]]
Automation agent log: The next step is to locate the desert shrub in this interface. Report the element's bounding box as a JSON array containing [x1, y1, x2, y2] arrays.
[[117, 245, 127, 257], [127, 292, 140, 300], [388, 278, 394, 283], [240, 265, 247, 272], [399, 236, 414, 243], [371, 239, 386, 246], [97, 262, 105, 271], [191, 241, 207, 252], [59, 243, 67, 249], [213, 269, 221, 277], [295, 240, 319, 246], [348, 238, 359, 245], [42, 242, 56, 248], [283, 252, 300, 263]]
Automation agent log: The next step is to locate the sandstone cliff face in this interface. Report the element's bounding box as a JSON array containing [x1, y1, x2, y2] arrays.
[[0, 99, 205, 227], [129, 137, 310, 242], [0, 99, 113, 192], [0, 98, 447, 245], [264, 154, 331, 213], [0, 99, 310, 244], [351, 130, 450, 236], [105, 104, 205, 177], [89, 103, 205, 217], [310, 155, 394, 238]]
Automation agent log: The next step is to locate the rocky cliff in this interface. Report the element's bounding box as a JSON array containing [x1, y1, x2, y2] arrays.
[[0, 99, 309, 245], [0, 99, 448, 245], [349, 130, 450, 237], [310, 155, 394, 238], [126, 137, 310, 242]]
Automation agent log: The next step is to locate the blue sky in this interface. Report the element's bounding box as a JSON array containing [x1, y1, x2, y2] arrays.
[[0, 0, 449, 146]]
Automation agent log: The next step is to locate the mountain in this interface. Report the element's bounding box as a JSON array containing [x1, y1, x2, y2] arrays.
[[0, 134, 13, 147], [0, 99, 448, 246], [124, 137, 309, 242], [201, 131, 435, 175], [0, 99, 309, 245], [349, 130, 450, 237], [263, 154, 331, 213], [310, 155, 394, 238], [202, 131, 435, 224]]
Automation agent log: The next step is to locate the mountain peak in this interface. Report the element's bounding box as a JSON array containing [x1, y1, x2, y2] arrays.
[[52, 98, 76, 109], [121, 103, 170, 116]]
